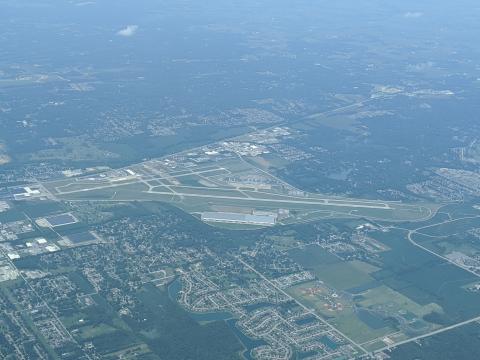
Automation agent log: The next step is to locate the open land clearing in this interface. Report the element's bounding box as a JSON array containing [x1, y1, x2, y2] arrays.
[[284, 236, 480, 353]]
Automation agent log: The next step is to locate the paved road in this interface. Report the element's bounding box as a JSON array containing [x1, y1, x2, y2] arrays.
[[375, 315, 480, 353], [405, 215, 480, 278]]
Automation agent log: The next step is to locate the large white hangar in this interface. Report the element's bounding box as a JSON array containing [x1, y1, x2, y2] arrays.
[[201, 212, 277, 226]]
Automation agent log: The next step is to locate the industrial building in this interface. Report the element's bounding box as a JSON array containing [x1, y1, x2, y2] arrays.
[[201, 211, 277, 226]]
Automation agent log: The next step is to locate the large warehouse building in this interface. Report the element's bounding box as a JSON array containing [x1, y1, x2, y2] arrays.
[[201, 212, 277, 226]]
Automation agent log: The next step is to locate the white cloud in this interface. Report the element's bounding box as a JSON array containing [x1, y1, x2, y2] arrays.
[[404, 12, 424, 18], [406, 61, 435, 72], [117, 25, 138, 37], [75, 1, 96, 6]]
